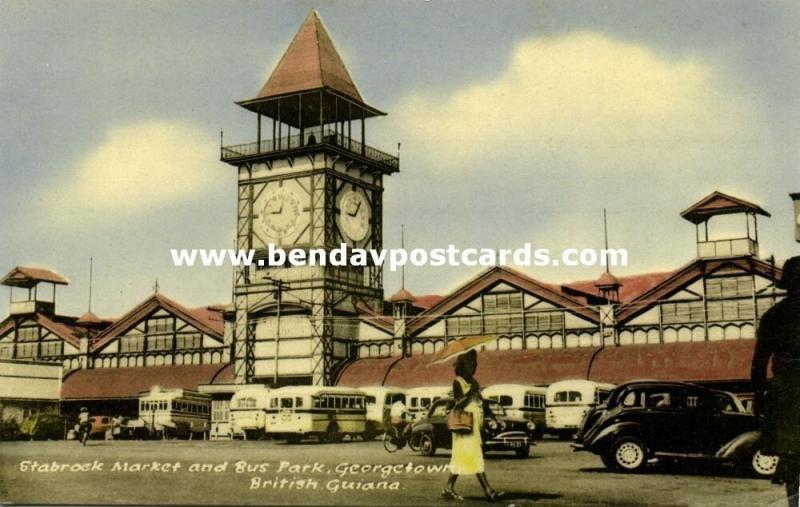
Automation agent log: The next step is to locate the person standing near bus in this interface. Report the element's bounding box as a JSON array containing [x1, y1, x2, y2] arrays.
[[442, 349, 503, 502], [752, 256, 800, 507]]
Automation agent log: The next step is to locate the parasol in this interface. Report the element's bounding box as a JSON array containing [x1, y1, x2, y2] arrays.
[[428, 335, 496, 365]]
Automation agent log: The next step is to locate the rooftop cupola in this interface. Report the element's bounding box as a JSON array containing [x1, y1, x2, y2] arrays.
[[1, 266, 68, 316], [680, 191, 770, 259], [221, 10, 399, 174]]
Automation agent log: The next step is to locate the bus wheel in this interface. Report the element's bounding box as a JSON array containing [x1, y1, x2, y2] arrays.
[[286, 434, 302, 445]]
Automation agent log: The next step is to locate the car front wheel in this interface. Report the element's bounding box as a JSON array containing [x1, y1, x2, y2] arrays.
[[606, 437, 648, 473], [418, 433, 436, 457], [749, 449, 779, 478]]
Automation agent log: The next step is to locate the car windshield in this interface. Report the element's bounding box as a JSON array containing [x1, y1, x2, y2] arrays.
[[486, 400, 506, 416]]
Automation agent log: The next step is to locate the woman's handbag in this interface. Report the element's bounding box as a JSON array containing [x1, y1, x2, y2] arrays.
[[447, 409, 473, 434]]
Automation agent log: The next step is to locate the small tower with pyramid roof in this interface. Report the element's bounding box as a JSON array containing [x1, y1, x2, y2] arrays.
[[221, 11, 400, 386]]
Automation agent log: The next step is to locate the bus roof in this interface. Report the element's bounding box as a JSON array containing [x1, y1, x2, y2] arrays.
[[483, 384, 547, 395], [268, 386, 367, 397]]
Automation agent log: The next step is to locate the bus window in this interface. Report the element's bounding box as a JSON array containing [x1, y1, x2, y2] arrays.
[[280, 398, 293, 409], [498, 395, 513, 407], [554, 391, 582, 403], [421, 397, 431, 409], [410, 398, 418, 408], [295, 397, 303, 408]]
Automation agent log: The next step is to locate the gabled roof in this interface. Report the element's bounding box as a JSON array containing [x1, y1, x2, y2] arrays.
[[1, 266, 69, 288], [255, 10, 363, 103], [90, 293, 224, 353], [407, 267, 599, 336], [562, 271, 675, 304], [680, 191, 770, 224], [616, 256, 782, 323], [36, 313, 81, 347], [355, 302, 394, 334]]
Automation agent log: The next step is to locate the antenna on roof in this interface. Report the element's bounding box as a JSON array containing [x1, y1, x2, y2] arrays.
[[88, 257, 93, 313], [401, 224, 406, 290], [153, 278, 160, 294]]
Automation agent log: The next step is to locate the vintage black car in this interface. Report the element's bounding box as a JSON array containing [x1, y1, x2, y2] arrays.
[[409, 397, 536, 458], [572, 380, 778, 477]]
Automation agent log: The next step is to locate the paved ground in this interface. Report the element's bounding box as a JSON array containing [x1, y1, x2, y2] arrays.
[[0, 438, 788, 506]]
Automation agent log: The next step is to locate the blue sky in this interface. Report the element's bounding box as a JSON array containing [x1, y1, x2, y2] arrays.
[[1, 1, 798, 318]]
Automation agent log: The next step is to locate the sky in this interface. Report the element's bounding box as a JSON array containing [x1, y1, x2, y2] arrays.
[[1, 0, 798, 319]]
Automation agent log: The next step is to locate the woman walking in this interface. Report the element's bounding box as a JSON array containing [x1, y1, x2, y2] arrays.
[[442, 349, 503, 502]]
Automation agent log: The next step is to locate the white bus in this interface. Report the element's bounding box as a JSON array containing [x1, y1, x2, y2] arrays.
[[360, 386, 406, 438], [406, 386, 451, 422], [483, 384, 547, 437], [230, 385, 271, 440], [545, 380, 615, 439], [264, 386, 368, 443], [138, 387, 211, 439]]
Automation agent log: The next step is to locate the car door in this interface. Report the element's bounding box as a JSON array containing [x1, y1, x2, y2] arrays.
[[677, 388, 720, 454], [645, 387, 695, 453], [429, 400, 452, 448]]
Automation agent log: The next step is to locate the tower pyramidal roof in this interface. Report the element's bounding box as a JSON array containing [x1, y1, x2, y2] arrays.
[[255, 10, 364, 103]]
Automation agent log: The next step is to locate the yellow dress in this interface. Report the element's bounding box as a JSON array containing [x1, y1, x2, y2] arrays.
[[449, 377, 485, 475]]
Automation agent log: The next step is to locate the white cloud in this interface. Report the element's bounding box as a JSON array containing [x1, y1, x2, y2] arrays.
[[392, 32, 770, 180], [42, 121, 219, 226]]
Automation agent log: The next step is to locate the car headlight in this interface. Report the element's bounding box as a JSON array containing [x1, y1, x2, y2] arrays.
[[487, 420, 498, 430], [526, 421, 536, 431]]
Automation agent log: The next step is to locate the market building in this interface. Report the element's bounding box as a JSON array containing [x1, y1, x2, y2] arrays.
[[0, 10, 793, 431]]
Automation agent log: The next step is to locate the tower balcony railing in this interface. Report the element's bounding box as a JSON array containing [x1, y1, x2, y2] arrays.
[[221, 128, 399, 172], [697, 237, 758, 259]]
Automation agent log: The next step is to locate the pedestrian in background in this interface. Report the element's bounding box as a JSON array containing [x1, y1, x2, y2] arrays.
[[442, 349, 503, 502], [752, 256, 800, 507]]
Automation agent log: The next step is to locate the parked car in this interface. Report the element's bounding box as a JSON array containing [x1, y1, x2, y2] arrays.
[[572, 380, 778, 477], [19, 414, 67, 440], [409, 397, 535, 458]]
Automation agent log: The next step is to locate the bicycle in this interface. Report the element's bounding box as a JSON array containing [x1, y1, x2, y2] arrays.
[[78, 424, 91, 446], [382, 423, 419, 453]]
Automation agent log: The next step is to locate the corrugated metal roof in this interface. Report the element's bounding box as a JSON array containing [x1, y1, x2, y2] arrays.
[[338, 340, 759, 388], [61, 363, 232, 400]]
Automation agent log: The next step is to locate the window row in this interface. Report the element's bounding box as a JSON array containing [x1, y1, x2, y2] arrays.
[[446, 310, 566, 336], [119, 333, 204, 353]]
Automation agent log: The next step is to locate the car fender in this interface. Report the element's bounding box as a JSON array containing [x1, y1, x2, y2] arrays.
[[588, 421, 646, 450], [716, 430, 760, 460], [411, 422, 434, 435]]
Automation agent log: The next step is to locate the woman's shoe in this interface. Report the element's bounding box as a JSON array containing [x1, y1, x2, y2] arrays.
[[441, 487, 464, 500], [485, 490, 504, 502]]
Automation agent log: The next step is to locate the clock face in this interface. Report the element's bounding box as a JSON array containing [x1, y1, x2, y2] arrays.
[[339, 190, 371, 242], [259, 186, 302, 241]]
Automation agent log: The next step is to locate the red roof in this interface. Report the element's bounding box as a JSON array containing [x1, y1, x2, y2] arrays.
[[36, 313, 80, 347], [338, 348, 598, 388], [616, 256, 782, 323], [1, 266, 69, 287], [338, 340, 760, 388], [91, 293, 224, 353], [413, 295, 444, 310], [389, 288, 416, 303], [255, 10, 363, 103], [588, 340, 757, 384], [61, 363, 232, 400], [680, 191, 770, 224], [563, 271, 675, 303]]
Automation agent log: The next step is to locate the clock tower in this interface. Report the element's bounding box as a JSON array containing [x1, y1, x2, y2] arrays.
[[221, 10, 399, 386]]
